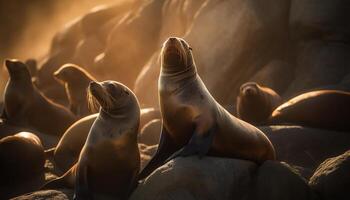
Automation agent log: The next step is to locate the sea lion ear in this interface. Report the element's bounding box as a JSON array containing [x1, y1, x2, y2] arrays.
[[189, 47, 193, 51]]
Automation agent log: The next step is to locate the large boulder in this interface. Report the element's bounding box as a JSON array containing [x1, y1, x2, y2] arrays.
[[131, 157, 257, 200], [131, 157, 313, 200], [260, 126, 350, 177], [184, 0, 291, 106], [285, 0, 350, 97], [250, 161, 315, 200], [11, 189, 73, 200], [309, 150, 350, 200]]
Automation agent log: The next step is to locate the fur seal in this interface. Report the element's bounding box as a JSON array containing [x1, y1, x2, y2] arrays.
[[2, 59, 76, 137], [0, 132, 45, 184], [138, 37, 276, 179], [49, 107, 160, 172], [43, 80, 141, 200], [54, 64, 96, 117], [237, 82, 282, 125], [269, 90, 350, 131], [50, 114, 98, 173]]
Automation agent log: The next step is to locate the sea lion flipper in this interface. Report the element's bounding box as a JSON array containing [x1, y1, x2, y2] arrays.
[[74, 163, 91, 199], [166, 125, 216, 162], [40, 166, 75, 190], [138, 126, 176, 180]]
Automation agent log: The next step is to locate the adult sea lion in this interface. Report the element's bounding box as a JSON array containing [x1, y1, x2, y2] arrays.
[[138, 37, 275, 179], [2, 60, 76, 137], [237, 82, 282, 125], [0, 132, 45, 184], [49, 107, 160, 172], [43, 80, 141, 200], [269, 90, 350, 131], [54, 63, 96, 117], [49, 113, 98, 173]]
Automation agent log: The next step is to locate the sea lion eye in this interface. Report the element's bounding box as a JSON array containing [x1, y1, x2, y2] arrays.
[[124, 89, 130, 95]]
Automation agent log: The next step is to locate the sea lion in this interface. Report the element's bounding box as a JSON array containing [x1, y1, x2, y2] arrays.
[[0, 119, 27, 139], [42, 80, 140, 200], [237, 82, 282, 125], [2, 59, 76, 137], [49, 107, 160, 172], [54, 64, 96, 117], [50, 114, 98, 173], [0, 132, 45, 184], [138, 37, 276, 179], [269, 90, 350, 132], [139, 119, 162, 146]]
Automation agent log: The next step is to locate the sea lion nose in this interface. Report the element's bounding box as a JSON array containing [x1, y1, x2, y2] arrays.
[[168, 37, 177, 43], [89, 81, 99, 90], [243, 87, 256, 96]]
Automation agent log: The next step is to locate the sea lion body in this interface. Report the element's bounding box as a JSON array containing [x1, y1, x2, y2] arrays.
[[237, 82, 282, 125], [43, 81, 140, 200], [2, 60, 76, 137], [54, 64, 96, 117], [0, 132, 45, 184], [139, 38, 275, 179], [269, 90, 350, 131], [51, 107, 159, 172], [52, 114, 97, 172]]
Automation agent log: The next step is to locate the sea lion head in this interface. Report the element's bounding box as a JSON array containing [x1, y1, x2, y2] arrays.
[[54, 64, 94, 84], [239, 82, 261, 99], [161, 37, 194, 72], [87, 80, 139, 114], [5, 59, 32, 83]]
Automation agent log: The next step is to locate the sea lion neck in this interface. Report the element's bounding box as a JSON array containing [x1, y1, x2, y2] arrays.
[[99, 101, 138, 120], [160, 62, 197, 83]]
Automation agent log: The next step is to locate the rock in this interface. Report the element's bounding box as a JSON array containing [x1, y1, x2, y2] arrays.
[[11, 189, 73, 200], [251, 161, 314, 200], [131, 157, 313, 200], [184, 0, 290, 105], [139, 144, 158, 170], [289, 0, 350, 40], [249, 60, 294, 95], [284, 40, 350, 97], [286, 0, 350, 97], [139, 119, 162, 146], [260, 126, 350, 176], [131, 157, 257, 200], [309, 150, 350, 200]]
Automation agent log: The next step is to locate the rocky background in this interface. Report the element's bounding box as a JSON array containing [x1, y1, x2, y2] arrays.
[[1, 0, 350, 199]]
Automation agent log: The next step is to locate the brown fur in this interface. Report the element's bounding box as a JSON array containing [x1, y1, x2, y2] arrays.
[[42, 81, 140, 200], [51, 107, 160, 173], [269, 90, 350, 131], [2, 60, 76, 137], [0, 132, 45, 184], [139, 38, 275, 180], [237, 82, 282, 125], [54, 64, 96, 117]]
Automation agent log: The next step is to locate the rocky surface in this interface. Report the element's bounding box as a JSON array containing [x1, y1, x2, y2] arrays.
[[131, 157, 313, 200], [309, 150, 350, 200], [261, 125, 350, 178], [11, 189, 73, 200]]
